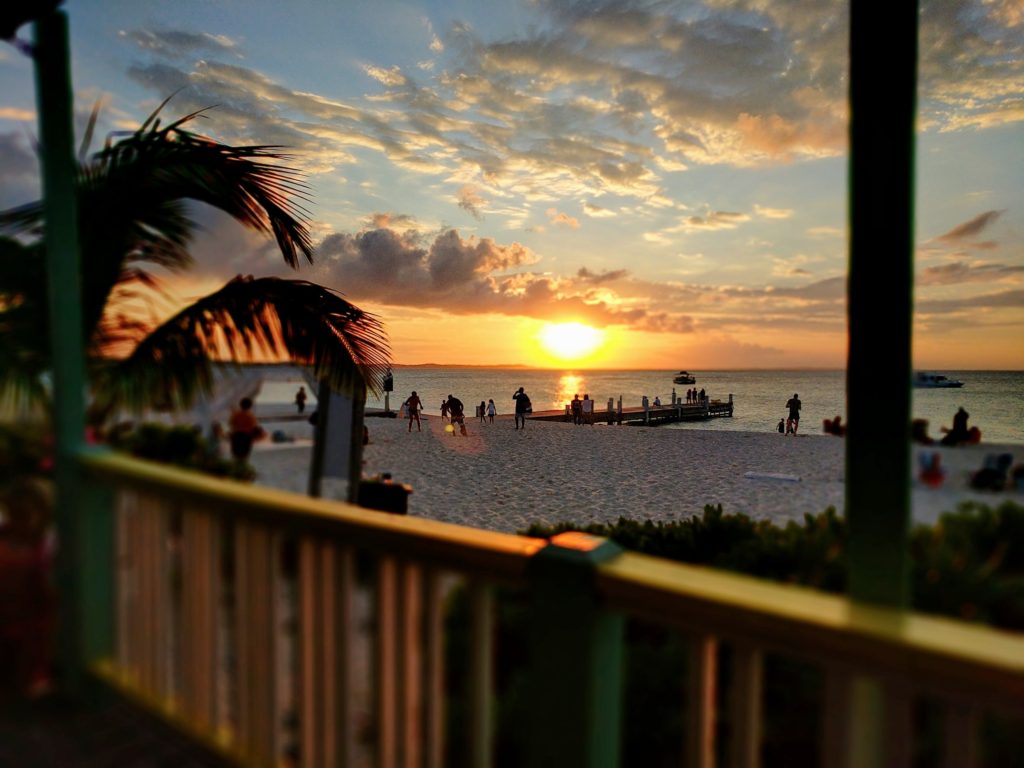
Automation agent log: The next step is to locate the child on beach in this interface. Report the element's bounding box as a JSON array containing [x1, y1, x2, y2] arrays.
[[487, 399, 496, 424]]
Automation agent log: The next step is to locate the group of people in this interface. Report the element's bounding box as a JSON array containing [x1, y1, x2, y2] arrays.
[[569, 393, 595, 425], [399, 387, 533, 434], [776, 393, 802, 435], [685, 388, 706, 404]]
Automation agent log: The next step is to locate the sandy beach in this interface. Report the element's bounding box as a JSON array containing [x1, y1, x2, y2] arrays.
[[244, 409, 1023, 534]]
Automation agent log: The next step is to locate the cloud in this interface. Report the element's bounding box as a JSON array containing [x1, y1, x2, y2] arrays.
[[0, 131, 40, 209], [457, 185, 486, 219], [0, 107, 34, 121], [364, 65, 408, 88], [546, 208, 580, 229], [583, 201, 616, 218], [670, 211, 750, 232], [918, 261, 1024, 286], [119, 29, 241, 60], [754, 204, 794, 220], [935, 210, 1005, 242]]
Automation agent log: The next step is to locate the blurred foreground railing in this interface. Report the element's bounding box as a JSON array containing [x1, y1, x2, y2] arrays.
[[79, 451, 1023, 768]]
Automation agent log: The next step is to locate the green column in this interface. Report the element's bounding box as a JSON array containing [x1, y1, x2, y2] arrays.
[[845, 0, 919, 608], [34, 9, 91, 689], [526, 533, 624, 768]]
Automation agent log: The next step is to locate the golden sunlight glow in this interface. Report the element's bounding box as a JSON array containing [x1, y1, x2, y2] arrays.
[[538, 322, 605, 361]]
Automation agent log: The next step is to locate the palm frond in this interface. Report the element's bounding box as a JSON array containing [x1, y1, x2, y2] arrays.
[[90, 276, 391, 415]]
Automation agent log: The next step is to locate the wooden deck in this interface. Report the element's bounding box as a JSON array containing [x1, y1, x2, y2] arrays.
[[528, 398, 734, 426]]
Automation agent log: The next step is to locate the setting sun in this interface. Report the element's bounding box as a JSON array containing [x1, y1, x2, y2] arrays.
[[538, 322, 605, 360]]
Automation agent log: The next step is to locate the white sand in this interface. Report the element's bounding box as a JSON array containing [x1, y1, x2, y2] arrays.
[[248, 414, 1022, 534]]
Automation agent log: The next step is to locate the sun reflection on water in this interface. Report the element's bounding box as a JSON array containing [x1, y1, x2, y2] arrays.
[[556, 373, 587, 408]]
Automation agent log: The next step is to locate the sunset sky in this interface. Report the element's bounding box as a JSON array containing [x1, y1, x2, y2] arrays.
[[1, 0, 1021, 369]]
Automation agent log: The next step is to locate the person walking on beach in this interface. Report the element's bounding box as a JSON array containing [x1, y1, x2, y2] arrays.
[[513, 387, 531, 431], [229, 397, 263, 461], [294, 386, 307, 414], [478, 400, 487, 424], [447, 394, 467, 436], [486, 398, 496, 424], [403, 391, 423, 432], [785, 393, 802, 435]]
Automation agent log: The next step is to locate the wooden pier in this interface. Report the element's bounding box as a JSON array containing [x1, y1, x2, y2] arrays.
[[528, 396, 734, 426]]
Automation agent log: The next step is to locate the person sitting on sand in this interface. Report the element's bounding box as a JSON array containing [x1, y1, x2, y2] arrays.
[[940, 406, 973, 446], [911, 419, 934, 445], [403, 391, 423, 432], [229, 397, 264, 461]]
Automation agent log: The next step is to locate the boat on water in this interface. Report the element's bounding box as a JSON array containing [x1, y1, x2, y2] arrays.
[[672, 371, 696, 385], [913, 371, 964, 388]]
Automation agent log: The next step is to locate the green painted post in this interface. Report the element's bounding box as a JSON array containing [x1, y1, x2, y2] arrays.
[[526, 533, 624, 768], [845, 0, 919, 608], [33, 9, 93, 690]]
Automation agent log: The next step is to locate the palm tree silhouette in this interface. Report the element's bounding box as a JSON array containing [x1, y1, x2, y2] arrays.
[[0, 102, 390, 420]]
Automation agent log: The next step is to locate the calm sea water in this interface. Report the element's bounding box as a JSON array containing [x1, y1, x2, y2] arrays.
[[259, 368, 1023, 445]]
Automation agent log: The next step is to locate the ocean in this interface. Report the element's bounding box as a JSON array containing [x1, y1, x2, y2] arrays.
[[258, 368, 1024, 445]]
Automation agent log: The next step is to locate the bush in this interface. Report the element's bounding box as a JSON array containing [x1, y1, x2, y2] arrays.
[[108, 422, 255, 481]]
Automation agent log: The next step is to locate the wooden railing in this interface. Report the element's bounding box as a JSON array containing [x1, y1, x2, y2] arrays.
[[79, 451, 1023, 768]]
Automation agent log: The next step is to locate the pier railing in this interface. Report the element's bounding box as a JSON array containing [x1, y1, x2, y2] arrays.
[[78, 450, 1023, 768]]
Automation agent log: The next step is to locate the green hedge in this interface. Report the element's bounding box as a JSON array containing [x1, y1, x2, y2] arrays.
[[442, 503, 1023, 767]]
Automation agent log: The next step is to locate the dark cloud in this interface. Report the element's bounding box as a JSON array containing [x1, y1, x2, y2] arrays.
[[576, 267, 629, 284], [936, 210, 1004, 242], [918, 261, 1024, 286], [917, 288, 1024, 314], [0, 131, 39, 209], [119, 29, 240, 60]]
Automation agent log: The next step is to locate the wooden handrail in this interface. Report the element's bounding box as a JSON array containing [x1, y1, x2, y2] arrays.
[[597, 551, 1024, 713], [79, 449, 544, 582]]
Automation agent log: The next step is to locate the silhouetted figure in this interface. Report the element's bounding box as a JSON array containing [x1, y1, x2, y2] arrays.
[[911, 419, 934, 445], [785, 393, 802, 435], [294, 386, 307, 414], [403, 391, 423, 432], [229, 397, 263, 460], [513, 387, 531, 430], [447, 394, 467, 436], [487, 399, 496, 424], [940, 406, 972, 446]]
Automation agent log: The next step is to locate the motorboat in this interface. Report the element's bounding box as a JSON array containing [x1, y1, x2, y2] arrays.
[[672, 371, 696, 385], [913, 371, 964, 388]]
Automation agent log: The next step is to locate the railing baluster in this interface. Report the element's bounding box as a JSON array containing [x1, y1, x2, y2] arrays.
[[398, 562, 424, 768], [377, 555, 399, 768], [299, 538, 357, 768], [884, 681, 913, 768], [115, 492, 135, 677], [942, 701, 980, 768], [233, 522, 279, 764], [468, 581, 494, 768], [423, 569, 445, 768], [181, 508, 220, 733], [728, 644, 763, 768], [821, 666, 851, 768], [686, 635, 718, 768]]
